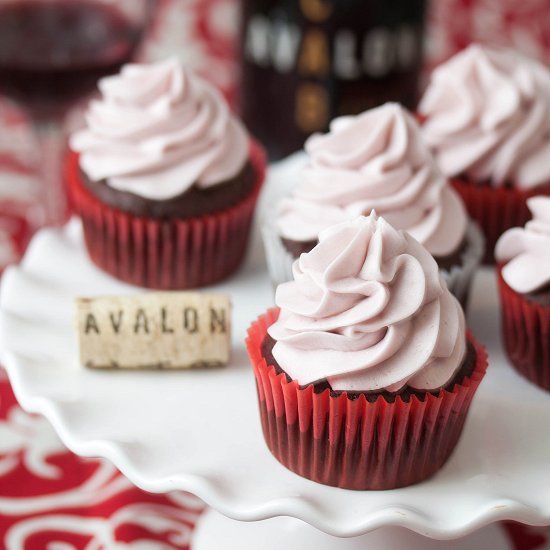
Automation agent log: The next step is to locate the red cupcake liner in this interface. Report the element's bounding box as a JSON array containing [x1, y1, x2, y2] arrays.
[[67, 140, 266, 289], [450, 178, 550, 264], [497, 267, 550, 391], [246, 309, 488, 490]]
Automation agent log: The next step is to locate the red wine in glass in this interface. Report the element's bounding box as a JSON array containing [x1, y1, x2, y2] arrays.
[[0, 0, 144, 119], [0, 0, 151, 226]]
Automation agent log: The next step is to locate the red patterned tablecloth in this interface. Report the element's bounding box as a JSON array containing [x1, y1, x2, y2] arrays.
[[0, 369, 205, 548], [427, 0, 550, 71]]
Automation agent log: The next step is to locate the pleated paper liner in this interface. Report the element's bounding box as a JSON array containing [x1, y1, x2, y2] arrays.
[[247, 309, 488, 490], [67, 140, 266, 289], [498, 267, 550, 391], [451, 178, 550, 264], [443, 222, 484, 310]]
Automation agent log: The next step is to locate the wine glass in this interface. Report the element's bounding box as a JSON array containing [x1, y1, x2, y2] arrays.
[[0, 0, 155, 225]]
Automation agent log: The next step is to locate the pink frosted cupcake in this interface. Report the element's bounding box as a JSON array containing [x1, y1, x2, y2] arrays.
[[495, 197, 550, 390], [420, 44, 550, 263], [249, 213, 488, 490], [263, 103, 483, 307], [68, 58, 265, 289]]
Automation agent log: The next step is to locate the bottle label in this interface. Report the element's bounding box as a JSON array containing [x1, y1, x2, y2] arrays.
[[245, 16, 422, 81], [240, 0, 425, 158]]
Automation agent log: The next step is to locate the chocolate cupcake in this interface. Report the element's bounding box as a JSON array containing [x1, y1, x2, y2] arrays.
[[249, 214, 488, 490], [263, 103, 483, 308], [68, 58, 265, 289], [419, 44, 550, 263], [495, 196, 550, 390]]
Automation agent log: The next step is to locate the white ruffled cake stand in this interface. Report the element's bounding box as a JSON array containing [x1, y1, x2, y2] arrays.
[[2, 161, 550, 549]]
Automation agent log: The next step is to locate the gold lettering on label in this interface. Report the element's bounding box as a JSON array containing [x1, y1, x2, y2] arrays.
[[299, 0, 332, 22], [298, 29, 330, 77], [295, 83, 329, 133]]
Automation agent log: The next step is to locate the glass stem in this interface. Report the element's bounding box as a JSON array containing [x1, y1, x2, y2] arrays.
[[34, 119, 68, 227]]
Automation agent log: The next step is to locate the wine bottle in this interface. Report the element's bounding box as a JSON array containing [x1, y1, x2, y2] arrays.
[[239, 0, 426, 159]]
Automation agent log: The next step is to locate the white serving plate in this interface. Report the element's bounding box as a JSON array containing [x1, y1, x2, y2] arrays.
[[2, 159, 550, 540]]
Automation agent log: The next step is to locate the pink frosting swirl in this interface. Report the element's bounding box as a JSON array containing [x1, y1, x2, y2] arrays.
[[268, 213, 466, 392], [495, 196, 550, 293], [420, 44, 550, 189], [276, 103, 467, 257], [70, 58, 249, 200]]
